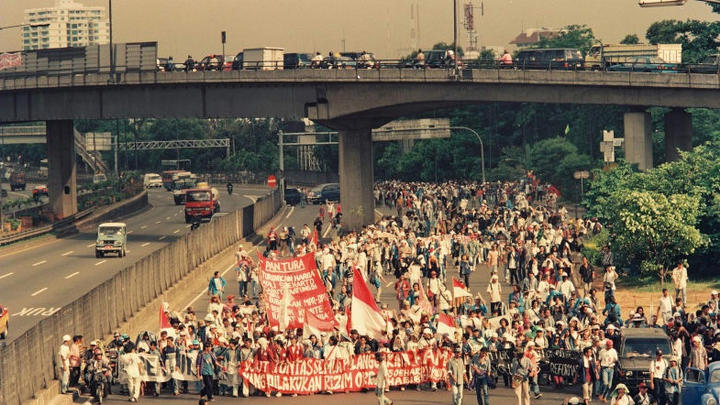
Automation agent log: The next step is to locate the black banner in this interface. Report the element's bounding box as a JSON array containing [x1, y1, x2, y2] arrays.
[[544, 349, 581, 380]]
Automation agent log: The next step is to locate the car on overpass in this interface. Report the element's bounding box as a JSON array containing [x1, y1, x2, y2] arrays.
[[283, 53, 313, 69], [308, 183, 340, 204], [607, 56, 681, 73], [0, 304, 8, 339], [515, 48, 585, 70], [95, 222, 127, 258], [687, 54, 720, 74]]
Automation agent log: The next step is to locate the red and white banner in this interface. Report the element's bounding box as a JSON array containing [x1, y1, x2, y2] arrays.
[[452, 278, 472, 299], [238, 348, 452, 394], [258, 252, 334, 330], [0, 53, 22, 71]]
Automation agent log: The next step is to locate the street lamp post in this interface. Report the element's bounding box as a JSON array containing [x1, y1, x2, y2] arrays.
[[451, 126, 485, 183], [108, 0, 114, 76]]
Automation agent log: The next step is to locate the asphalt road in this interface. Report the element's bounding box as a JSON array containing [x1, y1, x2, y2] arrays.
[[0, 185, 271, 341]]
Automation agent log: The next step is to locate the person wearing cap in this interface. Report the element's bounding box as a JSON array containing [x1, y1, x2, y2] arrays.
[[448, 346, 468, 405], [635, 382, 657, 405], [85, 347, 111, 401], [663, 357, 682, 405], [649, 349, 667, 405], [58, 334, 72, 394], [689, 335, 708, 370], [598, 339, 618, 402], [609, 384, 631, 405]]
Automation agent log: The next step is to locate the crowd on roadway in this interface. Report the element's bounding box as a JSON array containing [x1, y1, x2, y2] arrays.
[[58, 173, 720, 405]]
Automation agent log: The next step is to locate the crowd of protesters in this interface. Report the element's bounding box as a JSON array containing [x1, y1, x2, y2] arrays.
[[58, 173, 720, 405]]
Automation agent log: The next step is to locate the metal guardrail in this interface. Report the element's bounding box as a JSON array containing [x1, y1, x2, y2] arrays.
[[0, 206, 94, 246]]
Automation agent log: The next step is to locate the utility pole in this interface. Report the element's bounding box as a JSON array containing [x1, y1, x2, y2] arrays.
[[278, 130, 284, 191], [108, 0, 114, 77], [453, 0, 458, 60], [114, 119, 119, 178]]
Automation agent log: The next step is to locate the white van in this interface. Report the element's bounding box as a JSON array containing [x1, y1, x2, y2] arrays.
[[143, 173, 163, 188]]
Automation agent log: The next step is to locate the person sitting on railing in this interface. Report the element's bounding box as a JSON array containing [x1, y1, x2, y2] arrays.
[[311, 52, 323, 69], [184, 55, 195, 72]]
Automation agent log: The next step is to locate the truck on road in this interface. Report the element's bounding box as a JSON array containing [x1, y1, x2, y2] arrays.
[[586, 43, 682, 70], [184, 188, 220, 223]]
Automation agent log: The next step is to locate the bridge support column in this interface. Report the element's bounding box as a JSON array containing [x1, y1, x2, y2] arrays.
[[47, 120, 77, 219], [339, 127, 375, 230], [623, 111, 653, 171], [664, 108, 692, 162]]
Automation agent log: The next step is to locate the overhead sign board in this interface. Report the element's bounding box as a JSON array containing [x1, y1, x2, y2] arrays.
[[84, 132, 112, 151], [371, 118, 451, 142], [573, 170, 590, 179]]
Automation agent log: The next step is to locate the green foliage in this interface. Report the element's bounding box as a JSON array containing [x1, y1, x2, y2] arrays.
[[605, 190, 706, 281], [534, 24, 596, 55], [620, 34, 640, 45], [646, 20, 720, 63], [525, 137, 593, 200]]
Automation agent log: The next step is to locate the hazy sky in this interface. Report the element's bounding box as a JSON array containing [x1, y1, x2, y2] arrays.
[[0, 0, 717, 58]]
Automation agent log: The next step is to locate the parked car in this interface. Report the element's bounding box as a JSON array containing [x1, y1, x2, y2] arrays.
[[197, 54, 225, 71], [341, 51, 378, 69], [32, 184, 48, 197], [321, 55, 355, 69], [9, 171, 25, 191], [95, 222, 127, 258], [143, 173, 163, 188], [0, 304, 8, 339], [284, 187, 302, 205], [683, 361, 720, 405], [308, 183, 340, 204], [688, 54, 720, 74], [607, 56, 680, 73], [616, 328, 672, 391], [283, 53, 313, 69], [515, 48, 585, 70]]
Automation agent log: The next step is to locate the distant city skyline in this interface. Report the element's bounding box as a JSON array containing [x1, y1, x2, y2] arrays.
[[0, 0, 717, 58]]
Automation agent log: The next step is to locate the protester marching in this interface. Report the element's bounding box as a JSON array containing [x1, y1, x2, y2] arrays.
[[58, 173, 716, 405]]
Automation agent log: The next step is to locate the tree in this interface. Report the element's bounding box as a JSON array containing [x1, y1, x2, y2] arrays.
[[620, 34, 640, 45], [605, 190, 706, 284], [535, 24, 596, 55], [646, 19, 720, 63]]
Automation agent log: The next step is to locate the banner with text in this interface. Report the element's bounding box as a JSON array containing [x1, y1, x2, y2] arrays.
[[238, 348, 451, 394], [258, 252, 334, 330], [0, 53, 22, 71]]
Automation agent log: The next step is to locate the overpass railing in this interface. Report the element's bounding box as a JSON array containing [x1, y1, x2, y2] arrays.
[[0, 187, 283, 405]]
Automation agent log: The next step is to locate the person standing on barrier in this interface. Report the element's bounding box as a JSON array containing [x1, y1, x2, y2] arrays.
[[59, 334, 72, 394]]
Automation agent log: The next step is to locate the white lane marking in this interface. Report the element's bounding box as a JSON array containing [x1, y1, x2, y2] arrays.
[[322, 225, 332, 238], [375, 209, 383, 217], [155, 221, 161, 224], [31, 287, 48, 296], [140, 225, 148, 229], [185, 224, 191, 228], [158, 235, 166, 241], [186, 247, 258, 309], [166, 216, 171, 220], [173, 229, 180, 234], [32, 260, 47, 266], [0, 272, 14, 280], [174, 213, 178, 216], [285, 206, 295, 219], [95, 260, 107, 266], [86, 243, 95, 248], [127, 230, 134, 234], [61, 250, 74, 256], [64, 272, 80, 279], [141, 242, 150, 247]]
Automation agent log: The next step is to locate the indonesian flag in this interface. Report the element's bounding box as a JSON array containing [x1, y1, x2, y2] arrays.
[[452, 278, 473, 300], [548, 185, 562, 197], [159, 304, 171, 329], [436, 313, 458, 342], [351, 267, 386, 340], [311, 229, 319, 246], [303, 308, 335, 339], [417, 281, 435, 316]]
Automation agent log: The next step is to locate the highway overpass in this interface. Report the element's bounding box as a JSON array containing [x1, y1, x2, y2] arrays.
[[0, 68, 709, 227]]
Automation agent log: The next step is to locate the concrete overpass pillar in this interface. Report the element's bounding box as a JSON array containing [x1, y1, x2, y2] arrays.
[[664, 108, 692, 162], [623, 111, 653, 171], [339, 127, 375, 230], [46, 120, 77, 219]]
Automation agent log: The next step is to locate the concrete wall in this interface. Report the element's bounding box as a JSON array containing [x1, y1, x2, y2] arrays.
[[0, 188, 283, 405]]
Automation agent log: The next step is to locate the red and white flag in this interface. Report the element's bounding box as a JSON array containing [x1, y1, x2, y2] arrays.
[[351, 267, 386, 340], [452, 278, 473, 300], [159, 304, 172, 329], [417, 281, 435, 316], [303, 308, 336, 339], [311, 229, 319, 246], [436, 313, 458, 342]]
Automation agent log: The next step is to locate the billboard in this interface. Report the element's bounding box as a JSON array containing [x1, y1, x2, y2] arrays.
[[372, 118, 451, 141], [84, 132, 112, 151]]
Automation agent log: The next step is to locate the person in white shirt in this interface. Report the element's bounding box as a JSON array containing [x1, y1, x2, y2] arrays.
[[58, 334, 72, 394], [486, 273, 502, 315], [671, 262, 688, 307], [656, 288, 673, 325], [123, 344, 144, 402], [558, 274, 576, 301], [598, 340, 619, 402], [374, 352, 393, 405], [648, 349, 668, 405]]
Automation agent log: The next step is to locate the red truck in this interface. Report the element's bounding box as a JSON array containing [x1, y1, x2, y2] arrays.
[[184, 188, 220, 223]]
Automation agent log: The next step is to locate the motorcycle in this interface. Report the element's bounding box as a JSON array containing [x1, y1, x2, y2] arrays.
[[190, 215, 202, 231], [91, 367, 110, 403], [227, 182, 233, 195]]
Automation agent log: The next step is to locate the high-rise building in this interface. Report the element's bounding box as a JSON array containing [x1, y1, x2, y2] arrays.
[[22, 0, 109, 50]]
